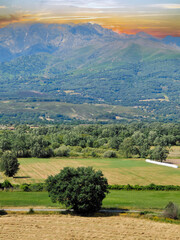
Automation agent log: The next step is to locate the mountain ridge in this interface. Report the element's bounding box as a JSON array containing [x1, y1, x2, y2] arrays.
[[0, 23, 179, 122], [0, 23, 179, 62]]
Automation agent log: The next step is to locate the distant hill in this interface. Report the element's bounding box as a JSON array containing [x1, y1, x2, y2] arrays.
[[0, 23, 179, 122]]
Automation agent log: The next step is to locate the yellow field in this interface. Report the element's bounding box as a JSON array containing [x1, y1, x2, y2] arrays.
[[0, 214, 179, 240], [2, 155, 179, 186], [168, 146, 180, 159]]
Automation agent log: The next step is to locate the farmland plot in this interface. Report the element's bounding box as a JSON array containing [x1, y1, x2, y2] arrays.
[[0, 215, 180, 240]]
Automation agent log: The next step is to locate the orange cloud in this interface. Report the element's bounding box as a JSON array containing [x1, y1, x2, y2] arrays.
[[0, 10, 179, 38]]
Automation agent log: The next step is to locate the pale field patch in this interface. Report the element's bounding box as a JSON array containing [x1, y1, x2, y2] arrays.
[[168, 146, 180, 159], [6, 156, 180, 185], [0, 215, 179, 240]]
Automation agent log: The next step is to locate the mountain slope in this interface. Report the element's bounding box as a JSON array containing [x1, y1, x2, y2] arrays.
[[0, 23, 179, 122]]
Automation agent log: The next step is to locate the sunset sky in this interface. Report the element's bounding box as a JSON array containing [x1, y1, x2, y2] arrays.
[[0, 0, 180, 37]]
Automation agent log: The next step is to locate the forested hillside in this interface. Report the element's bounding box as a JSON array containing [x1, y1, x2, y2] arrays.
[[0, 23, 180, 122]]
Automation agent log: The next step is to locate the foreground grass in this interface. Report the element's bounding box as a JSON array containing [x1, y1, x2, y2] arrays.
[[6, 157, 180, 185], [103, 190, 180, 210], [0, 190, 180, 210]]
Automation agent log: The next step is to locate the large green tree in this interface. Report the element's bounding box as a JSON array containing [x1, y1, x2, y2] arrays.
[[46, 167, 109, 215], [150, 146, 169, 162], [0, 151, 20, 177]]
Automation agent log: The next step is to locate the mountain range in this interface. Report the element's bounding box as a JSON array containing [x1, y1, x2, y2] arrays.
[[0, 23, 179, 122]]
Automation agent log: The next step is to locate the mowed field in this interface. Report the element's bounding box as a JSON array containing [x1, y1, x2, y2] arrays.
[[4, 155, 180, 185], [0, 191, 180, 209], [0, 214, 180, 240]]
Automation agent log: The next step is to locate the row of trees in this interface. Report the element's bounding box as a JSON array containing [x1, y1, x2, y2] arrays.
[[0, 123, 178, 159]]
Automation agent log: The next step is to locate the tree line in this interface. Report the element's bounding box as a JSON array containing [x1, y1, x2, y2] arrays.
[[0, 123, 179, 160]]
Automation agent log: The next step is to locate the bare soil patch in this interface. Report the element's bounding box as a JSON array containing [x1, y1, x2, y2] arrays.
[[165, 159, 180, 166], [0, 214, 179, 240]]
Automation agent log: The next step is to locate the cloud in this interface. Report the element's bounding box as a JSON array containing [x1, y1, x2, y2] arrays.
[[0, 6, 6, 9], [44, 0, 125, 9], [0, 14, 39, 27], [150, 4, 180, 9], [0, 15, 20, 23]]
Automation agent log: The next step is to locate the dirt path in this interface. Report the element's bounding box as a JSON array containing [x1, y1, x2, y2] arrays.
[[0, 215, 179, 240]]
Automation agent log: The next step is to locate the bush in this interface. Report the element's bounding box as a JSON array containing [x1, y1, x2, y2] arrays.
[[20, 183, 30, 192], [46, 167, 109, 215], [54, 145, 70, 157], [28, 208, 35, 214], [29, 183, 45, 192], [163, 202, 180, 220], [103, 150, 117, 158], [0, 210, 7, 215], [2, 180, 12, 189], [108, 184, 180, 191]]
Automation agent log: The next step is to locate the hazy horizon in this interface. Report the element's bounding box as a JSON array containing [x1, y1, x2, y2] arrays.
[[0, 0, 180, 37]]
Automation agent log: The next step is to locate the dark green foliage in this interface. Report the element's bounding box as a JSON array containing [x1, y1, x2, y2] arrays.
[[20, 183, 46, 192], [28, 208, 35, 214], [0, 210, 7, 215], [0, 151, 20, 177], [163, 202, 180, 219], [2, 180, 12, 189], [0, 182, 180, 192], [108, 184, 180, 191], [150, 146, 169, 162], [20, 184, 31, 192], [121, 137, 138, 158], [0, 123, 179, 159], [46, 167, 109, 214]]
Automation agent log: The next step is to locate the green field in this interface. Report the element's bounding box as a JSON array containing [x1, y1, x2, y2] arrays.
[[0, 190, 180, 210], [3, 157, 180, 186]]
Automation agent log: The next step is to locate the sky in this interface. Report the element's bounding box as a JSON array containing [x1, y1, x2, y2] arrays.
[[0, 0, 180, 37]]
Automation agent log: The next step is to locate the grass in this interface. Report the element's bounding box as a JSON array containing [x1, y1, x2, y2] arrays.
[[103, 190, 180, 210], [0, 190, 180, 210], [0, 192, 60, 208], [5, 157, 180, 185]]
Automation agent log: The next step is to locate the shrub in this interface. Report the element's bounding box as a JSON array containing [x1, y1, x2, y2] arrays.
[[2, 180, 12, 189], [46, 167, 109, 215], [0, 210, 7, 215], [163, 202, 180, 220], [103, 150, 117, 158], [20, 183, 30, 192], [29, 183, 45, 192], [28, 208, 35, 214], [54, 145, 70, 157], [91, 151, 97, 157]]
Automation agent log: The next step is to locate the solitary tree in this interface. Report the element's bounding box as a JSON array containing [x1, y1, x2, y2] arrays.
[[150, 145, 169, 162], [46, 167, 109, 215], [0, 151, 20, 177]]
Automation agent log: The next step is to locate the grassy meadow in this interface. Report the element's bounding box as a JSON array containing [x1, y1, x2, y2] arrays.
[[0, 190, 180, 210], [2, 156, 179, 185]]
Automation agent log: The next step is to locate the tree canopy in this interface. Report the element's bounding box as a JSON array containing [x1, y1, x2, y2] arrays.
[[0, 151, 20, 177], [46, 167, 109, 215]]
